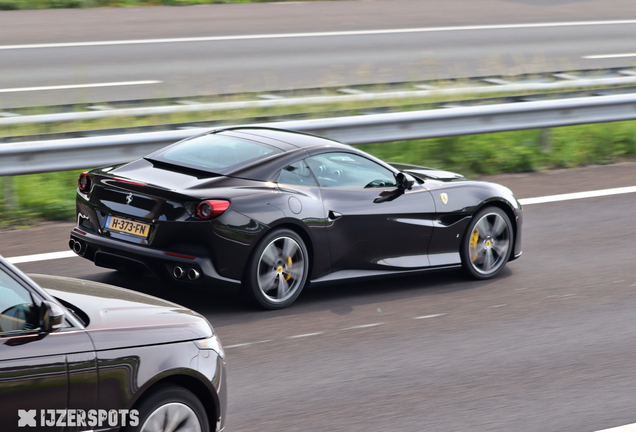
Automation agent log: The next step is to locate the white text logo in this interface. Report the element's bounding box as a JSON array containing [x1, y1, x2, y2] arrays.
[[17, 409, 139, 428]]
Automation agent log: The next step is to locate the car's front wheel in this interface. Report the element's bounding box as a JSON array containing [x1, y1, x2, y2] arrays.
[[461, 206, 513, 279], [127, 385, 209, 432], [244, 229, 309, 309]]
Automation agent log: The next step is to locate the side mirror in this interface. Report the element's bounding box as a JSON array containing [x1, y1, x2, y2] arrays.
[[40, 301, 65, 333], [396, 172, 415, 190]]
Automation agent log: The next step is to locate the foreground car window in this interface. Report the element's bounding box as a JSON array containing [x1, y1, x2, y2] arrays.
[[278, 160, 318, 186], [148, 133, 279, 172], [0, 269, 37, 334], [306, 152, 397, 189]]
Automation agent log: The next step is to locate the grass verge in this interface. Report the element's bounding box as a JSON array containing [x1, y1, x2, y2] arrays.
[[2, 120, 636, 226]]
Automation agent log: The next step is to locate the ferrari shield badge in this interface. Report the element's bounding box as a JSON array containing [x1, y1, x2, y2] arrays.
[[440, 193, 448, 205]]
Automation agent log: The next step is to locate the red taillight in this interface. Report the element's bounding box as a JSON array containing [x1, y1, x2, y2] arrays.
[[166, 252, 196, 260], [78, 172, 91, 193], [197, 200, 230, 219]]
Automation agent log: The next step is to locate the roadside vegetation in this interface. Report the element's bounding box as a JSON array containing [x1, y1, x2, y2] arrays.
[[2, 119, 636, 226], [0, 0, 307, 10]]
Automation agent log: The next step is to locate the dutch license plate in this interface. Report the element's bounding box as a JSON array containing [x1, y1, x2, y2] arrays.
[[106, 215, 151, 238]]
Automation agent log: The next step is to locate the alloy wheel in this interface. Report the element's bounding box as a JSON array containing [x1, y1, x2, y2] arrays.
[[468, 212, 511, 276], [256, 236, 306, 304], [139, 402, 202, 432]]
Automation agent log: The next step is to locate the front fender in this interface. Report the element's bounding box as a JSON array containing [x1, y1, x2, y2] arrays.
[[95, 341, 220, 414]]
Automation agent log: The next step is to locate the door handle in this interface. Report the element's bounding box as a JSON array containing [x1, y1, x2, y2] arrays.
[[328, 210, 342, 220]]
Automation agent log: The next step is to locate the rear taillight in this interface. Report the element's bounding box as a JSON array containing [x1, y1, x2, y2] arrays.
[[197, 200, 230, 219], [78, 172, 91, 193]]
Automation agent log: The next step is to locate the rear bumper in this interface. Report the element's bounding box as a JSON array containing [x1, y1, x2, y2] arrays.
[[70, 228, 240, 290]]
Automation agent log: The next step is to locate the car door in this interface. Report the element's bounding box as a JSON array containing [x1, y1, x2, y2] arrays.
[[276, 159, 333, 279], [0, 264, 96, 432], [305, 151, 437, 272]]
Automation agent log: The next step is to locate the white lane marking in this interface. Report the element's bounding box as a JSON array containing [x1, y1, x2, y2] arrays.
[[595, 423, 636, 432], [223, 342, 254, 349], [413, 313, 448, 319], [5, 185, 636, 264], [584, 53, 636, 59], [3, 20, 636, 50], [288, 332, 324, 339], [518, 186, 636, 206], [339, 323, 384, 331], [224, 339, 273, 349], [6, 251, 77, 264], [0, 81, 161, 94], [491, 304, 507, 308]]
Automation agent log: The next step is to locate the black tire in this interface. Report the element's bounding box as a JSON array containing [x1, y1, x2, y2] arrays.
[[126, 385, 209, 432], [461, 206, 513, 279], [243, 228, 309, 309]]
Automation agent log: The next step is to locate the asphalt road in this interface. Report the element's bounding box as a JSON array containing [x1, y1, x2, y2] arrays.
[[1, 0, 636, 107], [3, 162, 636, 432]]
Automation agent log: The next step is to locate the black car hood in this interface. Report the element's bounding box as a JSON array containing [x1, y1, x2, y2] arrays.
[[30, 274, 213, 351]]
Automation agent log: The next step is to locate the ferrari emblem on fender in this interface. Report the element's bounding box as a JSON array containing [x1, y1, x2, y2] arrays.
[[440, 193, 448, 205], [126, 193, 133, 205]]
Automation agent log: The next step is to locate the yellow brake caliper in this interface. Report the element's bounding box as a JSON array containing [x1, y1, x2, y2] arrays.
[[285, 256, 293, 281], [470, 228, 480, 262]]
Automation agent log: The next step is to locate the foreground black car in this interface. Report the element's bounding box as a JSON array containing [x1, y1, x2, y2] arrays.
[[0, 256, 226, 432], [70, 127, 522, 309]]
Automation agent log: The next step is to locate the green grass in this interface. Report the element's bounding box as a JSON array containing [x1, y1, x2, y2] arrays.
[[0, 0, 315, 10], [0, 170, 81, 227], [2, 120, 636, 226], [359, 121, 636, 176]]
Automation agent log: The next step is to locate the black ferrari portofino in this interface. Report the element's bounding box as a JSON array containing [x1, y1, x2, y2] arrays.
[[0, 255, 226, 432], [70, 127, 522, 309]]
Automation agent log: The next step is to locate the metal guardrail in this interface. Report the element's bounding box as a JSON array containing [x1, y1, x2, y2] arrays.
[[2, 69, 636, 126], [2, 92, 636, 176], [6, 85, 636, 146]]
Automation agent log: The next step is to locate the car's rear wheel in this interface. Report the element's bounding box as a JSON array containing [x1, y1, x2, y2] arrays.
[[461, 206, 513, 279], [244, 229, 309, 309], [127, 385, 209, 432]]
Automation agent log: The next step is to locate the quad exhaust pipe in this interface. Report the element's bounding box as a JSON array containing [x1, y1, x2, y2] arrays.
[[172, 266, 201, 281], [173, 266, 185, 279], [69, 239, 86, 256]]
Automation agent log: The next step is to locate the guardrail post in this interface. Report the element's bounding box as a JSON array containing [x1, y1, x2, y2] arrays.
[[1, 176, 17, 215], [540, 128, 552, 150]]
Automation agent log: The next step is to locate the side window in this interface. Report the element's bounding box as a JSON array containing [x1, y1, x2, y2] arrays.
[[278, 160, 318, 187], [305, 152, 397, 189], [0, 269, 38, 334]]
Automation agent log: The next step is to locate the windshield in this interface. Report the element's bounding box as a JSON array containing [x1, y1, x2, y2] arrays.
[[0, 267, 37, 333], [147, 133, 280, 173]]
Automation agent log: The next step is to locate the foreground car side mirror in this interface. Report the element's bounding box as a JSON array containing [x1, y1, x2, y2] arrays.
[[396, 172, 415, 190], [40, 301, 65, 333]]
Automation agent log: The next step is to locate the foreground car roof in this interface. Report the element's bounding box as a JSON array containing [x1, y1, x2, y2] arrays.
[[142, 127, 353, 180]]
